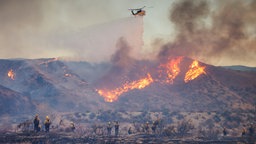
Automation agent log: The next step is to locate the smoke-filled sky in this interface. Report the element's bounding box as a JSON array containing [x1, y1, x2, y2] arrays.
[[0, 0, 255, 66]]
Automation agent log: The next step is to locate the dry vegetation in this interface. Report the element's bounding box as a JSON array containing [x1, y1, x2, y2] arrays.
[[0, 110, 255, 143]]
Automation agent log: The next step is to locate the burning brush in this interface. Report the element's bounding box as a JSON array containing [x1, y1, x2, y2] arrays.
[[97, 57, 206, 102]]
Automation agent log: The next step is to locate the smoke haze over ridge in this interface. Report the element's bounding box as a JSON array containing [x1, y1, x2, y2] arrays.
[[0, 0, 255, 66]]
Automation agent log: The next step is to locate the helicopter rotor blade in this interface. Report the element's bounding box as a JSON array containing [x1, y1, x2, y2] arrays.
[[140, 6, 146, 9], [128, 6, 146, 11]]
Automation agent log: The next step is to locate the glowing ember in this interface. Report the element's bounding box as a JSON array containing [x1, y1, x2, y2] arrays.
[[7, 69, 15, 80], [97, 73, 153, 102], [159, 57, 183, 83], [184, 60, 206, 83], [65, 73, 72, 77]]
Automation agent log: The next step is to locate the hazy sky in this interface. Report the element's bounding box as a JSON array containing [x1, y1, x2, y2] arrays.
[[0, 0, 255, 66]]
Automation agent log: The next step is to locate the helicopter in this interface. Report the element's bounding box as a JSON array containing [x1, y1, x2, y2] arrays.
[[129, 6, 146, 16]]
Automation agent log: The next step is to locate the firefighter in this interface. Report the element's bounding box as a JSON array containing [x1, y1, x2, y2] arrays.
[[114, 121, 119, 136], [144, 122, 149, 134], [249, 124, 254, 136], [70, 122, 75, 132], [107, 122, 112, 136], [242, 127, 246, 137], [151, 122, 156, 134], [44, 116, 51, 132], [128, 127, 132, 135], [223, 127, 227, 136], [33, 114, 40, 132]]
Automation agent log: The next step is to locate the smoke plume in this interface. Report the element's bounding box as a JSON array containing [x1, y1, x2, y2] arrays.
[[0, 0, 144, 63], [94, 37, 136, 89], [158, 0, 256, 66]]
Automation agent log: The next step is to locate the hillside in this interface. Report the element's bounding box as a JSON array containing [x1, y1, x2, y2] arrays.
[[0, 57, 255, 117], [223, 65, 256, 72], [0, 84, 35, 116], [0, 59, 107, 115], [102, 58, 256, 112]]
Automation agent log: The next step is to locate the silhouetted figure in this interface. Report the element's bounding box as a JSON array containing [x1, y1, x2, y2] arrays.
[[107, 122, 112, 136], [70, 122, 75, 132], [114, 121, 119, 136], [59, 119, 63, 126], [152, 124, 156, 134], [128, 127, 132, 135], [33, 114, 40, 132], [152, 121, 158, 134], [44, 116, 51, 132], [144, 122, 149, 134], [249, 124, 254, 136], [223, 127, 227, 136], [242, 127, 246, 137]]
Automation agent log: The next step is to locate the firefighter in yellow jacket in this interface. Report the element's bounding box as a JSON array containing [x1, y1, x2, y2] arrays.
[[44, 116, 51, 132]]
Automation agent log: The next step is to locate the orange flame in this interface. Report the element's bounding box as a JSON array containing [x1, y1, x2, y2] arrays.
[[97, 73, 153, 102], [184, 60, 206, 83], [7, 69, 15, 80], [97, 57, 207, 102], [159, 57, 183, 83]]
